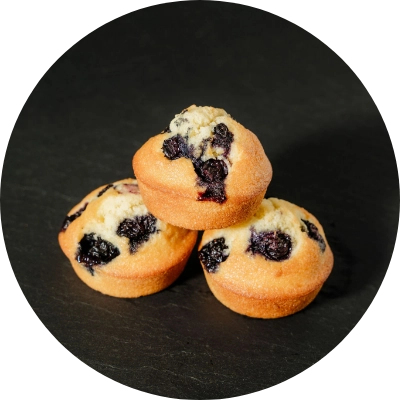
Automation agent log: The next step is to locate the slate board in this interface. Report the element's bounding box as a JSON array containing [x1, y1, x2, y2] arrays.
[[1, 2, 398, 399]]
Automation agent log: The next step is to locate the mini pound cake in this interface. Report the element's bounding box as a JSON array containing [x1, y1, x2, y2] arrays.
[[58, 179, 198, 297], [198, 198, 334, 318], [133, 105, 272, 230]]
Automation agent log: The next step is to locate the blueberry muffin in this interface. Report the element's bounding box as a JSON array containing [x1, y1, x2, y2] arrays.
[[132, 105, 272, 230], [58, 179, 198, 298], [198, 198, 334, 318]]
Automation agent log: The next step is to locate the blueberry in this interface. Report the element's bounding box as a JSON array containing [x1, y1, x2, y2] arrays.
[[115, 183, 140, 195], [162, 135, 188, 160], [302, 219, 326, 252], [247, 229, 292, 261], [195, 159, 228, 203], [212, 123, 233, 156], [161, 123, 231, 204], [97, 184, 113, 197], [117, 214, 159, 253], [195, 159, 228, 183], [60, 203, 88, 232], [197, 182, 226, 203], [76, 233, 120, 274], [199, 237, 229, 273]]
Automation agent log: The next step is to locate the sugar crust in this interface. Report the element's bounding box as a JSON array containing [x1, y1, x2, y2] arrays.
[[58, 178, 198, 297], [199, 198, 334, 318], [132, 105, 272, 230]]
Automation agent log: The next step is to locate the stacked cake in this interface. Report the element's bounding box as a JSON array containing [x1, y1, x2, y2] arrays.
[[59, 105, 333, 318]]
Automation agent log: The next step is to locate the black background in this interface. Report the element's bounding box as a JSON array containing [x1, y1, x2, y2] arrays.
[[2, 2, 398, 395]]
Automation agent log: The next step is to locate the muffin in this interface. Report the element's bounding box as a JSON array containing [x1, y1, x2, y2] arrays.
[[132, 105, 272, 230], [198, 198, 334, 318], [58, 179, 198, 298]]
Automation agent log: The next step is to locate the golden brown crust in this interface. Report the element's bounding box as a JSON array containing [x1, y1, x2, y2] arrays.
[[137, 179, 266, 231], [132, 106, 272, 230], [58, 178, 198, 298], [205, 273, 322, 318], [199, 198, 334, 318], [67, 244, 193, 298]]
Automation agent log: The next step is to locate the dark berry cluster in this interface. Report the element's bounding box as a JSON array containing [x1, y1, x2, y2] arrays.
[[97, 184, 113, 197], [301, 219, 326, 252], [247, 229, 292, 261], [76, 233, 120, 274], [162, 135, 189, 160], [212, 123, 234, 157], [194, 159, 228, 183], [198, 237, 229, 273], [60, 202, 88, 232], [161, 123, 233, 204], [194, 158, 228, 203], [117, 214, 159, 253]]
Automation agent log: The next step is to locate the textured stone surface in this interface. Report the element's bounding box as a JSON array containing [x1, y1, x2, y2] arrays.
[[1, 2, 398, 399]]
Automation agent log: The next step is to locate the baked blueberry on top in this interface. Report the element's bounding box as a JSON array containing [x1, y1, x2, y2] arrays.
[[212, 123, 234, 157], [60, 182, 120, 233], [58, 178, 198, 298], [161, 108, 234, 204], [301, 219, 326, 252], [198, 198, 334, 318], [162, 135, 188, 160], [76, 233, 120, 275], [60, 202, 88, 232], [133, 105, 273, 230], [97, 183, 114, 197], [198, 237, 229, 273], [247, 229, 292, 261], [117, 214, 159, 254]]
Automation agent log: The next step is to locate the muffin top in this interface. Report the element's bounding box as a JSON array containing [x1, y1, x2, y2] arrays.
[[59, 179, 196, 277], [133, 105, 272, 204], [199, 198, 334, 299]]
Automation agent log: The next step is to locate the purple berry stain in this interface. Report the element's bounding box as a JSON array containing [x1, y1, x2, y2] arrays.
[[116, 183, 140, 195], [197, 182, 226, 203], [194, 159, 228, 203], [195, 159, 228, 183], [302, 219, 326, 252], [247, 228, 292, 261], [97, 184, 113, 197], [212, 123, 234, 157], [162, 135, 188, 160], [161, 123, 233, 204], [60, 202, 88, 232], [117, 214, 159, 253], [76, 233, 120, 275], [199, 237, 229, 273]]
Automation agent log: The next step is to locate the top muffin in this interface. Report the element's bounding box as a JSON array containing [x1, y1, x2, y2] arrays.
[[133, 105, 272, 230]]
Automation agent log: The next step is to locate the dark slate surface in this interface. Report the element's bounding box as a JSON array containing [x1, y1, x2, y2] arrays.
[[1, 2, 399, 399]]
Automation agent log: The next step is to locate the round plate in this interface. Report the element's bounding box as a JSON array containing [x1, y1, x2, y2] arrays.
[[1, 2, 398, 399]]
